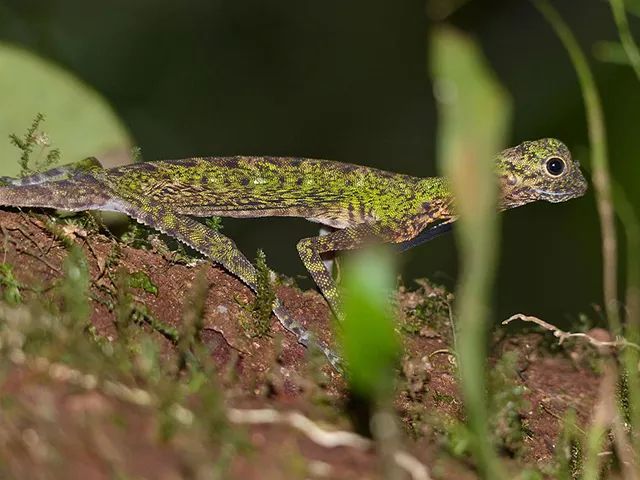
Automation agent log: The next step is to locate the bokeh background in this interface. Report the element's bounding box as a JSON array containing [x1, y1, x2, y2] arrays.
[[0, 0, 638, 327]]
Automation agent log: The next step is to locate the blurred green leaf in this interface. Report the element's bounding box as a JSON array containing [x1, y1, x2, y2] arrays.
[[340, 246, 400, 400], [0, 43, 130, 176], [431, 26, 511, 480], [432, 26, 510, 231], [0, 263, 22, 305], [593, 41, 631, 65], [609, 0, 640, 81], [625, 0, 640, 17], [61, 246, 90, 324]]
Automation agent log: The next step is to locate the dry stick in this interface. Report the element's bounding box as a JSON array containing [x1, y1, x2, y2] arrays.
[[227, 408, 371, 450], [611, 184, 640, 461], [224, 408, 435, 480], [539, 401, 586, 435], [612, 413, 639, 480], [582, 361, 618, 480], [4, 225, 46, 253], [13, 244, 62, 274], [535, 0, 620, 334], [502, 313, 640, 351], [505, 313, 640, 477], [6, 334, 432, 480]]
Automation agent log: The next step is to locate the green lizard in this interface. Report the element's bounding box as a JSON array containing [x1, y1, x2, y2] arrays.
[[0, 138, 587, 369]]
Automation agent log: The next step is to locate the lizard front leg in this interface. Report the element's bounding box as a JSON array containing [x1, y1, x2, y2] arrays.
[[120, 202, 342, 370], [297, 223, 382, 321]]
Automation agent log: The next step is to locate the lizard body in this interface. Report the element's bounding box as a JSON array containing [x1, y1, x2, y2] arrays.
[[0, 138, 587, 369]]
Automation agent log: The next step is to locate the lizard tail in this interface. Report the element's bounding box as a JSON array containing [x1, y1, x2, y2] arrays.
[[0, 176, 117, 212]]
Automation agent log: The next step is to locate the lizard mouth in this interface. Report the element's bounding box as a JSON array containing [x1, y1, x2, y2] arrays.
[[532, 188, 581, 203]]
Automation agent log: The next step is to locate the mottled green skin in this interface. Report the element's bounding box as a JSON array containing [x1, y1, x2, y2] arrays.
[[0, 137, 587, 369], [496, 139, 587, 207], [101, 156, 451, 236]]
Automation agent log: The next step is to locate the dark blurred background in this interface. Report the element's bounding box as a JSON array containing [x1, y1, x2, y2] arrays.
[[0, 0, 638, 327]]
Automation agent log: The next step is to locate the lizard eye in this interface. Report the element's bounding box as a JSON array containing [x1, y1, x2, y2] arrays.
[[545, 157, 565, 176]]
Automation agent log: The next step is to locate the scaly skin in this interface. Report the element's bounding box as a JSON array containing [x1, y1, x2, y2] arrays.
[[0, 138, 587, 369]]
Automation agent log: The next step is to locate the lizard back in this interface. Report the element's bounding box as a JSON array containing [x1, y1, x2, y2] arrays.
[[98, 156, 446, 229]]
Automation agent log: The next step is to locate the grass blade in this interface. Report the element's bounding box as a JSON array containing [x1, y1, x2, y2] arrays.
[[534, 0, 620, 334], [609, 0, 640, 81], [431, 26, 511, 480]]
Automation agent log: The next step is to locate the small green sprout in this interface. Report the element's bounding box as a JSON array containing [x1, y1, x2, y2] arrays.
[[9, 113, 61, 176]]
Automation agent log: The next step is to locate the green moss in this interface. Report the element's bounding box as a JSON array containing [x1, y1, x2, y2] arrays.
[[128, 271, 158, 296], [488, 351, 530, 457], [204, 216, 223, 232], [442, 420, 473, 458], [177, 269, 208, 372], [130, 146, 143, 163], [400, 279, 452, 337], [0, 290, 236, 478], [60, 246, 91, 325], [0, 263, 22, 305], [240, 249, 275, 338], [121, 221, 157, 250], [9, 113, 61, 176], [112, 268, 178, 344], [432, 390, 456, 405], [551, 409, 583, 480]]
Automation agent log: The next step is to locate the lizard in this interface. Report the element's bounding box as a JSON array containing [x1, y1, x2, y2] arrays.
[[0, 138, 587, 370]]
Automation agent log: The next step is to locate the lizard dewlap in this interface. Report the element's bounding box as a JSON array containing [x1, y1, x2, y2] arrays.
[[0, 138, 587, 370]]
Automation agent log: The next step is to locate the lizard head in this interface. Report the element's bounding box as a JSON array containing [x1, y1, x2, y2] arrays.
[[496, 138, 588, 208]]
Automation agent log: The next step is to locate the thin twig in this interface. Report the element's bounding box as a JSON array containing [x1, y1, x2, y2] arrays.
[[446, 300, 458, 352], [539, 401, 586, 435], [393, 450, 432, 480], [1, 221, 62, 273], [428, 348, 454, 361], [502, 313, 640, 351], [13, 245, 62, 274], [611, 413, 639, 480], [227, 408, 371, 450], [227, 407, 433, 480], [5, 225, 46, 254], [5, 314, 431, 478], [582, 360, 617, 480]]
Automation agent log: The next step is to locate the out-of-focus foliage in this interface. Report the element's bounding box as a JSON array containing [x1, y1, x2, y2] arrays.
[[625, 0, 640, 16], [340, 246, 400, 401], [431, 25, 511, 479], [0, 0, 638, 325], [0, 43, 130, 175]]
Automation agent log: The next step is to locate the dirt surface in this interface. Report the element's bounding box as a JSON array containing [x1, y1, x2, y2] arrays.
[[0, 209, 603, 479]]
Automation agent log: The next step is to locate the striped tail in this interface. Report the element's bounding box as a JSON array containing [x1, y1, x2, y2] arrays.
[[0, 176, 115, 212], [0, 157, 103, 187]]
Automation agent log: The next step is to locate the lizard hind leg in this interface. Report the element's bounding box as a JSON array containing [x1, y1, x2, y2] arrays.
[[120, 202, 342, 371]]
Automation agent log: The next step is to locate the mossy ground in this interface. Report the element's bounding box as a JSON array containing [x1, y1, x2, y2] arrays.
[[0, 209, 603, 479]]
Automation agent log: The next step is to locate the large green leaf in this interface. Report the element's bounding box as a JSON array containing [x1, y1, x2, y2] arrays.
[[0, 43, 130, 176]]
